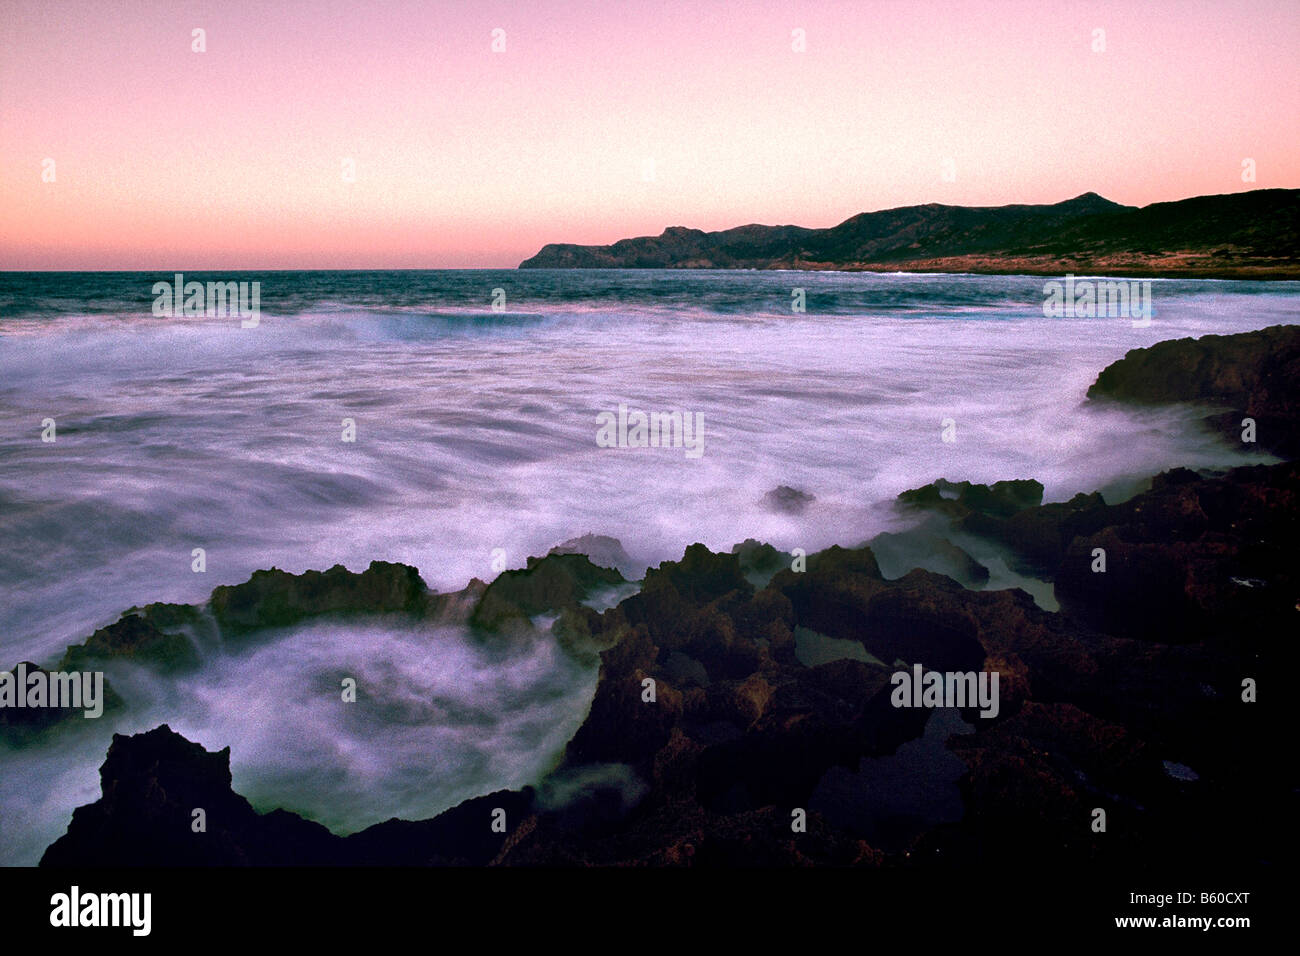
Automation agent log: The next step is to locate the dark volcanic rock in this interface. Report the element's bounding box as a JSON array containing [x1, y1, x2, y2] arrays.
[[60, 605, 201, 673], [548, 533, 638, 578], [42, 493, 1286, 868], [1087, 324, 1300, 457], [928, 702, 1154, 866], [210, 560, 432, 635], [0, 662, 124, 743], [1054, 461, 1300, 641], [40, 725, 534, 866], [898, 477, 1044, 519], [42, 553, 620, 725], [471, 552, 625, 632], [967, 492, 1109, 575], [731, 538, 793, 586], [896, 477, 1112, 578], [335, 788, 538, 866], [46, 562, 476, 715], [870, 529, 990, 588], [40, 369, 1296, 872], [762, 485, 816, 514], [770, 547, 985, 672], [41, 725, 341, 866]]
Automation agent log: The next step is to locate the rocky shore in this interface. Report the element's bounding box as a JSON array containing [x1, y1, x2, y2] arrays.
[[34, 324, 1297, 868]]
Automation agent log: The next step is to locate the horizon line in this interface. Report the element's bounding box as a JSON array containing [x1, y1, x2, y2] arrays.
[[6, 185, 1295, 274]]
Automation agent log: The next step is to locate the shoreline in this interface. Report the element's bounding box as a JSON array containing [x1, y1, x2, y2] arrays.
[[17, 323, 1297, 868], [516, 261, 1300, 280]]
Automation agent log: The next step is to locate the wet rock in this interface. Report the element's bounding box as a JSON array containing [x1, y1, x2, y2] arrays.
[[1054, 461, 1300, 641], [471, 552, 624, 632], [549, 604, 618, 663], [896, 478, 1114, 579], [924, 702, 1151, 867], [41, 725, 341, 866], [1087, 324, 1300, 457], [40, 457, 1293, 868], [772, 548, 984, 672], [340, 788, 537, 865], [730, 538, 792, 586], [898, 478, 1043, 519], [548, 533, 638, 578], [870, 528, 990, 588], [564, 627, 684, 767], [210, 561, 432, 636], [0, 661, 124, 744], [60, 606, 201, 673], [968, 491, 1109, 575], [49, 561, 490, 716], [40, 724, 534, 866], [895, 477, 1106, 579], [762, 485, 816, 514], [644, 543, 752, 606]]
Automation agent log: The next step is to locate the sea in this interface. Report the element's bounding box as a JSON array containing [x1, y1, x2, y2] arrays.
[[1, 268, 1297, 864]]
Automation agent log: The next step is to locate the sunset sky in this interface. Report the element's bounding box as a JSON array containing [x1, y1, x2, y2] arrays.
[[2, 0, 1297, 269]]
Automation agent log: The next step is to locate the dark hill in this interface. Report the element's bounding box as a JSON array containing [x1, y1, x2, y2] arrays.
[[520, 189, 1300, 277]]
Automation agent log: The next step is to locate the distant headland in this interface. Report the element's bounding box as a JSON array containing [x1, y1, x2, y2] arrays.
[[519, 188, 1300, 278]]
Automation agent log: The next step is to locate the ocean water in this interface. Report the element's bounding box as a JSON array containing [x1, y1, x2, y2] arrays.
[[1, 268, 1297, 864]]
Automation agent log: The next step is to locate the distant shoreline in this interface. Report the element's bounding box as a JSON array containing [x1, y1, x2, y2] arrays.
[[519, 187, 1300, 278], [517, 260, 1300, 280]]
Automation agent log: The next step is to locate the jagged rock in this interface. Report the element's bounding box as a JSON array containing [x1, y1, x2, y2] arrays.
[[896, 478, 1113, 579], [762, 485, 816, 514], [470, 553, 624, 632], [920, 702, 1151, 866], [210, 561, 431, 635], [645, 543, 752, 606], [870, 529, 990, 588], [41, 725, 341, 865], [337, 788, 537, 865], [0, 662, 123, 743], [963, 491, 1109, 575], [42, 554, 622, 724], [1087, 324, 1300, 456], [771, 548, 984, 672], [1054, 461, 1300, 641], [40, 456, 1294, 869], [60, 607, 201, 673], [898, 478, 1044, 519], [730, 538, 792, 586], [40, 725, 534, 866], [548, 533, 638, 578], [549, 604, 620, 663], [900, 327, 1300, 582]]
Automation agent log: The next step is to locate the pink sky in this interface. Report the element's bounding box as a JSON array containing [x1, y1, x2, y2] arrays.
[[2, 0, 1297, 269]]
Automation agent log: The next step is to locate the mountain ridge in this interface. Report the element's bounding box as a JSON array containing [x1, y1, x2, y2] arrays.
[[519, 188, 1300, 278]]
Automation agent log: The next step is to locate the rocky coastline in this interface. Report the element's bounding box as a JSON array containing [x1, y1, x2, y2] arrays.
[[31, 324, 1298, 868]]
